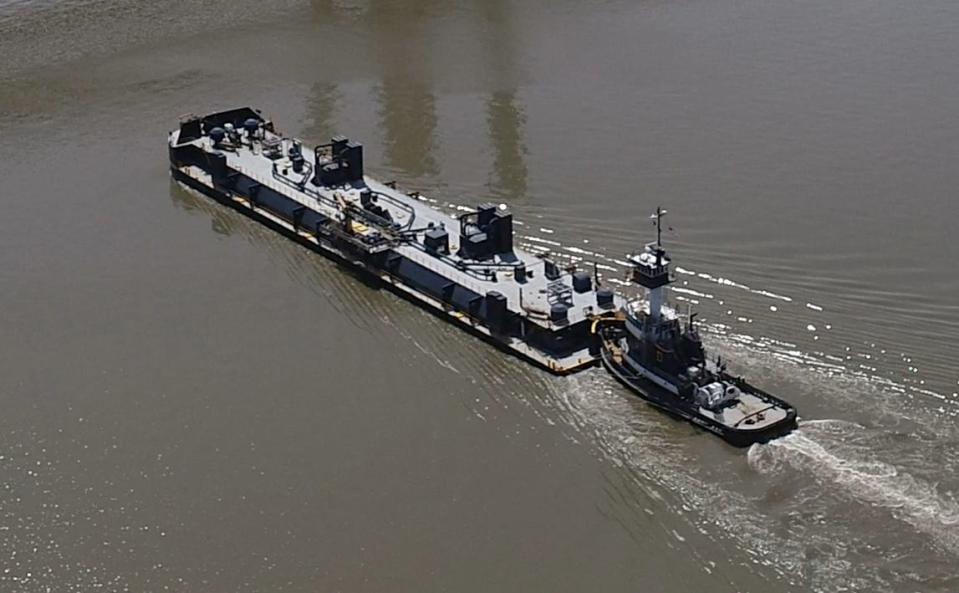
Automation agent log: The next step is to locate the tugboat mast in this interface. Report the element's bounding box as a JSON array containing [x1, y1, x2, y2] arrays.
[[629, 207, 673, 324], [655, 206, 665, 249]]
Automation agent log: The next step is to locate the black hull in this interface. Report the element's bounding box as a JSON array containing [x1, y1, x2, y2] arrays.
[[597, 332, 797, 447], [170, 168, 594, 375]]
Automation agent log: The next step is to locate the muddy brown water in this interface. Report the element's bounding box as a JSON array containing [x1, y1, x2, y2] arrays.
[[2, 1, 958, 591]]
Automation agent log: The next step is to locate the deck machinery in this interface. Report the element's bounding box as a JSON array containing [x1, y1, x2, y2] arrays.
[[169, 107, 623, 373]]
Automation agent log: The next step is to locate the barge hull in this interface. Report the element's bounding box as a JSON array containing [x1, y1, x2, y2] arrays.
[[170, 165, 596, 375]]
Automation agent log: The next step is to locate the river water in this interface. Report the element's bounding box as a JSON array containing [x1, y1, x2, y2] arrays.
[[2, 1, 958, 592]]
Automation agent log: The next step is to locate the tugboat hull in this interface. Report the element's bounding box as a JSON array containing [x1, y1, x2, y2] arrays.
[[596, 322, 797, 447]]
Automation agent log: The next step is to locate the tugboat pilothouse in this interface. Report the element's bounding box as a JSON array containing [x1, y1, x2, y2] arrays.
[[594, 209, 797, 446]]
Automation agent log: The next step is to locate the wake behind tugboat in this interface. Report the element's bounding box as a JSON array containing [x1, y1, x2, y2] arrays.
[[168, 108, 797, 447], [592, 209, 797, 447]]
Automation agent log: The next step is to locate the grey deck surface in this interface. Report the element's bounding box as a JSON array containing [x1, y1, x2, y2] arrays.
[[191, 130, 623, 330]]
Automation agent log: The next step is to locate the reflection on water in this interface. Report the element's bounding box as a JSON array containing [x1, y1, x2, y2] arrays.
[[306, 0, 530, 198], [370, 1, 440, 179], [303, 81, 340, 143], [486, 90, 528, 202], [480, 0, 528, 202], [376, 77, 439, 179], [170, 179, 240, 238]]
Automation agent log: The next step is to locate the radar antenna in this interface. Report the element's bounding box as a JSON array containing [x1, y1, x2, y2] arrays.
[[650, 206, 668, 247]]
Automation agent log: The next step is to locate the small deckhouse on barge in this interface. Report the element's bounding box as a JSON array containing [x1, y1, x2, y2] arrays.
[[168, 107, 623, 374]]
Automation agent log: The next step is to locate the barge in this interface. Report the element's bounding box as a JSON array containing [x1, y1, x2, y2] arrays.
[[168, 107, 623, 374]]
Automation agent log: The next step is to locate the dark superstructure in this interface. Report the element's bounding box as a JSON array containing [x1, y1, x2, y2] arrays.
[[169, 107, 622, 373], [594, 208, 797, 446]]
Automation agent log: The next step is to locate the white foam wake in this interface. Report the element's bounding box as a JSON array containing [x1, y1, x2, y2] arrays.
[[749, 419, 959, 553]]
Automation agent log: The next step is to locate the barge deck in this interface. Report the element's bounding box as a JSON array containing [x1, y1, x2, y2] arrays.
[[169, 107, 623, 374]]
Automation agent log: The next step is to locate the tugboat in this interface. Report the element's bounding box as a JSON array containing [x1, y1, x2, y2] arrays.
[[593, 208, 797, 446]]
